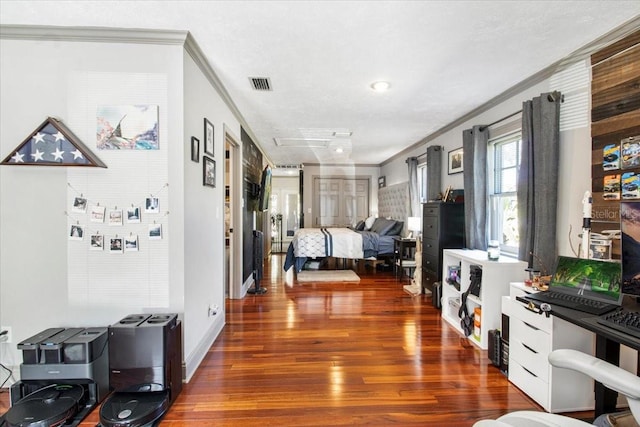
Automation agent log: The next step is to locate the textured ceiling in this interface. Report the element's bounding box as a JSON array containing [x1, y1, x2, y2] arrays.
[[1, 1, 639, 166]]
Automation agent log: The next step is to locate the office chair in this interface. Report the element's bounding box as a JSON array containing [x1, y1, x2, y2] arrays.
[[474, 349, 640, 427]]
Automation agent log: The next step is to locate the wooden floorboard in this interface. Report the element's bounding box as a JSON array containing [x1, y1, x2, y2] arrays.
[[1, 254, 595, 426]]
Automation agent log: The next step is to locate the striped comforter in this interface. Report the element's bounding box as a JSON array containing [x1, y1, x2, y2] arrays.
[[292, 227, 364, 259]]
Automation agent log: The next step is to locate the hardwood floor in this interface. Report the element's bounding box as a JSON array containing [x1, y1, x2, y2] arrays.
[[2, 254, 593, 426]]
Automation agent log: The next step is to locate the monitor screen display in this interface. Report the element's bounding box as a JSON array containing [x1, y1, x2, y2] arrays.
[[550, 256, 622, 304], [621, 201, 640, 297]]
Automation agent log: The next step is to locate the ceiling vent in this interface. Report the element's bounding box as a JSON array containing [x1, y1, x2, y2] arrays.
[[249, 77, 272, 91]]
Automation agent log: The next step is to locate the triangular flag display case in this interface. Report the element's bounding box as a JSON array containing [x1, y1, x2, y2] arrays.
[[1, 117, 107, 167]]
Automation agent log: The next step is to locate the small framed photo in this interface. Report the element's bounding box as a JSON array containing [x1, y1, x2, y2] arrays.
[[203, 156, 216, 188], [72, 197, 87, 213], [90, 234, 104, 251], [204, 118, 214, 156], [108, 209, 123, 226], [69, 224, 84, 240], [149, 223, 162, 240], [126, 207, 141, 223], [90, 205, 106, 223], [124, 235, 139, 252], [378, 176, 386, 189], [109, 237, 123, 253], [191, 136, 200, 162], [448, 147, 464, 175], [145, 197, 159, 214]]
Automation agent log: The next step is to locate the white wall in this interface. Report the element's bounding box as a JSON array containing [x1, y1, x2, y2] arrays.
[[381, 78, 590, 260], [0, 33, 235, 383], [182, 50, 241, 380]]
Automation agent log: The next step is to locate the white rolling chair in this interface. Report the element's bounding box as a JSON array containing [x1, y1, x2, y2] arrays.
[[474, 349, 640, 427]]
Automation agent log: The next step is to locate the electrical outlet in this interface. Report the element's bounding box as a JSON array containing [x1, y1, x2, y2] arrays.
[[208, 304, 219, 317], [0, 326, 11, 344]]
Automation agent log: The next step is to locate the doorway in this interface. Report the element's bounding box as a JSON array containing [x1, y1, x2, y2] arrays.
[[271, 169, 300, 253], [224, 128, 242, 299]]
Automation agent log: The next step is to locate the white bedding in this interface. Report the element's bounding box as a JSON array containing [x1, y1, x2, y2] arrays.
[[292, 228, 364, 259]]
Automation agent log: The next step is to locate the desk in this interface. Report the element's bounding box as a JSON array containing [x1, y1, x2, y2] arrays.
[[523, 296, 640, 417], [393, 237, 416, 279]]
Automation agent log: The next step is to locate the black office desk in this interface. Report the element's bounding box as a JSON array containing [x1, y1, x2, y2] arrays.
[[524, 297, 640, 417]]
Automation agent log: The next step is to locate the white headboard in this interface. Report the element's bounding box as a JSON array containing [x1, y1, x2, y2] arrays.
[[378, 182, 409, 232]]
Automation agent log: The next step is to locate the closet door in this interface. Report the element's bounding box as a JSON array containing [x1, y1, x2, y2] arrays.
[[314, 178, 341, 226], [343, 179, 369, 226], [314, 177, 369, 227]]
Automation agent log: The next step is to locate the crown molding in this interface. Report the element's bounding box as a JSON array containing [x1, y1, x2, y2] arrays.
[[0, 24, 188, 45]]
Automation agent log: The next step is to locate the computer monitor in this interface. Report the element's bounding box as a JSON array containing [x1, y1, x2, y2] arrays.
[[621, 201, 640, 297], [550, 256, 622, 305]]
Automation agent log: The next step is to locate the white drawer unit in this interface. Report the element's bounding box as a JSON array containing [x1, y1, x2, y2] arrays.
[[506, 282, 595, 413]]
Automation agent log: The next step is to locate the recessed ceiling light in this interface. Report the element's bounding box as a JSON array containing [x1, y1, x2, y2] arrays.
[[370, 81, 390, 92], [335, 147, 344, 153]]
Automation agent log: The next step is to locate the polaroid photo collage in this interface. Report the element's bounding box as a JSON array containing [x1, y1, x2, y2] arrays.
[[69, 195, 163, 253], [603, 135, 640, 201]]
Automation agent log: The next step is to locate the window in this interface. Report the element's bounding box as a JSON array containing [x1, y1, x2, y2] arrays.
[[417, 162, 428, 203], [488, 132, 521, 255]]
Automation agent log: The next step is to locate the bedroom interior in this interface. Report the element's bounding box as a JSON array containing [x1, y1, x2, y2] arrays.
[[1, 2, 640, 426]]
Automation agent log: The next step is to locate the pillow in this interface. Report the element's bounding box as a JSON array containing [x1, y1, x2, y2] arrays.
[[364, 216, 376, 230], [354, 220, 366, 231], [386, 220, 404, 236], [370, 217, 397, 236]]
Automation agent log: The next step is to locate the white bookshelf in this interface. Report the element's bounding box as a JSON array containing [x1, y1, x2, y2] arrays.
[[441, 249, 527, 349]]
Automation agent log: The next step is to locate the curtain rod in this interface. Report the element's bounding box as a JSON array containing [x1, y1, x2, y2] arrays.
[[479, 109, 522, 132], [479, 91, 563, 131]]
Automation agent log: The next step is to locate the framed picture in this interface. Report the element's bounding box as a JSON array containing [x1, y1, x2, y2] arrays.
[[108, 209, 123, 226], [126, 207, 141, 223], [90, 234, 104, 251], [90, 205, 105, 223], [109, 237, 123, 254], [191, 136, 200, 162], [145, 197, 159, 214], [448, 147, 464, 174], [69, 225, 84, 240], [378, 176, 386, 189], [149, 223, 162, 240], [72, 196, 87, 213], [204, 118, 214, 156], [124, 235, 139, 252], [203, 156, 216, 188]]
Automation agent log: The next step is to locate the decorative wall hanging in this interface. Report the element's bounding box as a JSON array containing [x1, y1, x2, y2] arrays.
[[90, 234, 104, 251], [191, 136, 200, 162], [204, 118, 214, 156], [1, 117, 107, 167], [203, 156, 216, 187], [97, 105, 159, 150], [448, 147, 464, 174]]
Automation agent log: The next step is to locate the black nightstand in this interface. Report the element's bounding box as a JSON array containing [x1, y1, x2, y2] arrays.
[[393, 237, 417, 279]]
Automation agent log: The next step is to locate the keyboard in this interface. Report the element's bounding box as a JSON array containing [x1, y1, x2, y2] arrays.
[[597, 309, 640, 340], [525, 291, 618, 315]]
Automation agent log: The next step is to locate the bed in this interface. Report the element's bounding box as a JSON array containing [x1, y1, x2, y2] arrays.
[[283, 217, 404, 272]]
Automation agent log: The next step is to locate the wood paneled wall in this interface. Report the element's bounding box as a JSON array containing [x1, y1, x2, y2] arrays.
[[591, 30, 640, 258]]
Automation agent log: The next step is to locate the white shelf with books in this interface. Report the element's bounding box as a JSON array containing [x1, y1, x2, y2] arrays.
[[441, 249, 528, 349]]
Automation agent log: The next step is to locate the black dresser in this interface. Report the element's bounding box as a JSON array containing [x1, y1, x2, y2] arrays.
[[421, 202, 465, 295]]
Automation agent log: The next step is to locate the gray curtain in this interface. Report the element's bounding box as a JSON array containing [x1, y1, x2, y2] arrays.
[[426, 145, 442, 202], [517, 91, 561, 274], [407, 157, 420, 217], [463, 125, 489, 250]]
